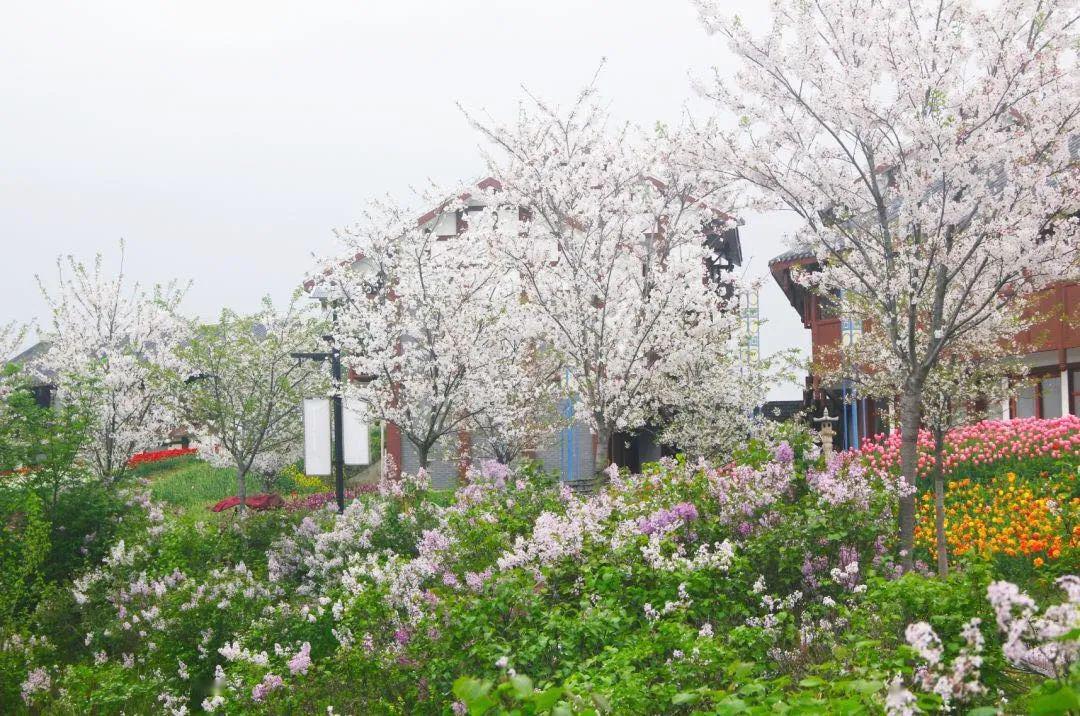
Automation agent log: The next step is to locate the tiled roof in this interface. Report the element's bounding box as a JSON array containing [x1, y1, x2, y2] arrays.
[[769, 246, 816, 266]]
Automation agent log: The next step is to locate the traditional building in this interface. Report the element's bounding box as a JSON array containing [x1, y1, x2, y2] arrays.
[[769, 248, 1080, 449]]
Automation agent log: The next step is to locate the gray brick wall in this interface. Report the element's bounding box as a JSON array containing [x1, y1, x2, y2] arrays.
[[398, 419, 604, 488], [531, 420, 596, 482], [400, 434, 461, 490]]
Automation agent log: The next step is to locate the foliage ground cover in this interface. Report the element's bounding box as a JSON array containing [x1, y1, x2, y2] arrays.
[[1, 419, 1077, 714]]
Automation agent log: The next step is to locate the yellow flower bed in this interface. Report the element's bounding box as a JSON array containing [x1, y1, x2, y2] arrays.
[[915, 471, 1080, 567], [282, 463, 328, 492]]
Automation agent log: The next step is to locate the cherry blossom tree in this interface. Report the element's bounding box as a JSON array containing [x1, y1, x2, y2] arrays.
[[465, 320, 565, 465], [317, 197, 513, 470], [654, 337, 787, 460], [693, 0, 1080, 568], [175, 295, 326, 508], [463, 87, 748, 467], [0, 321, 28, 400], [829, 321, 1026, 575], [36, 247, 190, 484]]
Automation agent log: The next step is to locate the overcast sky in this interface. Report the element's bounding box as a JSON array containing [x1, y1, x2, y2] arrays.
[[0, 0, 808, 399]]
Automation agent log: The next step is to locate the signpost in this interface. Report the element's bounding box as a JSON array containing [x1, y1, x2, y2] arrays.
[[293, 327, 372, 513]]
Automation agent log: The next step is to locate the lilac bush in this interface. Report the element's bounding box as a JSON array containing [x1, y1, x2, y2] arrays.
[[3, 428, 1076, 713]]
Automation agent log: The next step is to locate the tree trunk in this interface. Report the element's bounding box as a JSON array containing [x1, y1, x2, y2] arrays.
[[595, 425, 612, 475], [897, 390, 923, 573], [236, 467, 247, 513], [933, 428, 949, 577], [417, 443, 431, 470], [493, 444, 516, 467]]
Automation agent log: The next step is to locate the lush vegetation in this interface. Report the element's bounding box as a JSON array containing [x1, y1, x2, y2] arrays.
[[1, 414, 1077, 714]]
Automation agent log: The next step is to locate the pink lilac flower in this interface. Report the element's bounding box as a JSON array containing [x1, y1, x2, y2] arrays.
[[479, 459, 511, 487], [252, 673, 284, 702], [807, 455, 874, 510], [709, 461, 795, 523], [987, 577, 1080, 677], [884, 675, 917, 716], [288, 642, 312, 676], [465, 569, 492, 592], [904, 618, 986, 707], [905, 622, 943, 665], [20, 667, 50, 705]]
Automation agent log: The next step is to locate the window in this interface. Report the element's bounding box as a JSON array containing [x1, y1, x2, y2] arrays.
[[1013, 370, 1073, 418], [1040, 374, 1062, 419], [1015, 384, 1036, 418]]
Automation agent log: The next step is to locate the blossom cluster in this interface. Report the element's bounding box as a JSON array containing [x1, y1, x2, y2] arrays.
[[857, 417, 1080, 482], [893, 576, 1080, 712]]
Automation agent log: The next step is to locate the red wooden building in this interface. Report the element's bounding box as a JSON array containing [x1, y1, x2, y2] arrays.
[[769, 247, 1080, 446]]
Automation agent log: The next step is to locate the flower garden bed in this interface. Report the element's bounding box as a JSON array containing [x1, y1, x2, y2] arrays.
[[126, 447, 198, 469], [857, 415, 1080, 484], [4, 421, 1078, 714]]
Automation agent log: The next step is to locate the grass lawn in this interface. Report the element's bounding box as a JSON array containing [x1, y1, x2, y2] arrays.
[[132, 456, 326, 510], [144, 458, 240, 508]]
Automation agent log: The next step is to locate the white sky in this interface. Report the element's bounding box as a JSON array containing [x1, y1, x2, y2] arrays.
[[0, 0, 808, 400]]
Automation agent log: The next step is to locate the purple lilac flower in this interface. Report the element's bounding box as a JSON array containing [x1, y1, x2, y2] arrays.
[[637, 502, 699, 535], [465, 569, 492, 592], [252, 673, 283, 702], [671, 502, 699, 521], [834, 545, 861, 589], [287, 642, 312, 676], [802, 554, 829, 590], [773, 441, 795, 464], [480, 459, 511, 487]]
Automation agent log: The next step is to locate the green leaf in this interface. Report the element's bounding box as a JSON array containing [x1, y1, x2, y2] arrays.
[[672, 692, 701, 705], [509, 674, 534, 699], [798, 677, 826, 688], [1028, 686, 1080, 715], [453, 677, 497, 715], [532, 686, 564, 711], [846, 679, 884, 695]]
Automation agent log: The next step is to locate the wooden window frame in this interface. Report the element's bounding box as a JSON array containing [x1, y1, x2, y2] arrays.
[[1012, 364, 1079, 418]]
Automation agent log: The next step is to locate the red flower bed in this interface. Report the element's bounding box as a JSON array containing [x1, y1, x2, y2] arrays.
[[127, 447, 197, 468], [211, 493, 285, 512]]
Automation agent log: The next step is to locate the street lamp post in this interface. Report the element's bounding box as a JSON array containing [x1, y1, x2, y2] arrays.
[[292, 323, 346, 513], [301, 259, 378, 513]]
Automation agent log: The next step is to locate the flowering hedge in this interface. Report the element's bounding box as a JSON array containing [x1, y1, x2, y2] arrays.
[[126, 448, 197, 469], [282, 484, 378, 512], [858, 416, 1080, 483], [4, 427, 1078, 714]]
